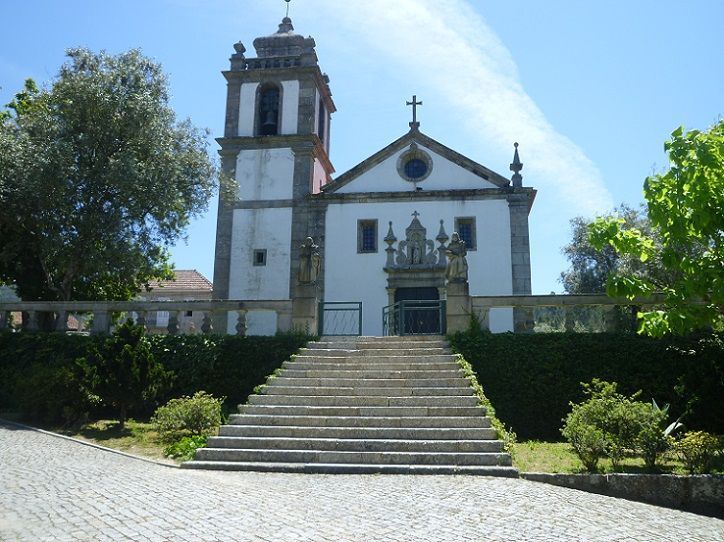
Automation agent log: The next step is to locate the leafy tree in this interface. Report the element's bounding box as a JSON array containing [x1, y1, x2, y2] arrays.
[[0, 49, 217, 301], [589, 121, 724, 336], [560, 205, 668, 294], [80, 320, 170, 428]]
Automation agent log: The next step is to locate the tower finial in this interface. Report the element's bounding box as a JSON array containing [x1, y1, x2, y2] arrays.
[[285, 0, 291, 18], [510, 142, 523, 187]]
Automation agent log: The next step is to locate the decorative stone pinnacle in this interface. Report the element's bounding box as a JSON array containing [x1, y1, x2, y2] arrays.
[[277, 16, 294, 34], [510, 142, 523, 187], [412, 210, 420, 219], [436, 219, 449, 244], [384, 221, 397, 244], [233, 42, 246, 55]]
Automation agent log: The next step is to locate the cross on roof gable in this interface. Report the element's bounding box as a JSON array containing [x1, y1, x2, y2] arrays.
[[322, 129, 512, 194]]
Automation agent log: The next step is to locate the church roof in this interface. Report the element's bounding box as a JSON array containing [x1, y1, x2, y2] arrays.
[[145, 270, 213, 293], [323, 129, 512, 193]]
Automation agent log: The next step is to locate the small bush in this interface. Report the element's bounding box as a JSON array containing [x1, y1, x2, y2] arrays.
[[163, 435, 208, 461], [633, 403, 670, 471], [152, 391, 224, 442], [561, 380, 675, 472], [675, 431, 722, 474]]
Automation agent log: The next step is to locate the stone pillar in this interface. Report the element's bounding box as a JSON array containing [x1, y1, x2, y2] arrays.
[[55, 310, 69, 332], [211, 149, 237, 333], [508, 194, 533, 332], [445, 281, 471, 334], [91, 310, 110, 335], [292, 283, 319, 335]]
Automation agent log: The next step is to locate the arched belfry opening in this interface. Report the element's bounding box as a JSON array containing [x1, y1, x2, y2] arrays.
[[257, 83, 280, 136]]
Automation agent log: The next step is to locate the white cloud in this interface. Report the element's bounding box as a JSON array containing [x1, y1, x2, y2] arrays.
[[271, 0, 614, 215]]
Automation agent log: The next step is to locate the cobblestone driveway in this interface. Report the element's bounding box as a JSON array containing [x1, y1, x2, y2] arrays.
[[1, 423, 722, 541]]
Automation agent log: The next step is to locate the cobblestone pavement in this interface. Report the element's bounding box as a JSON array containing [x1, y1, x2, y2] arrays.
[[1, 424, 722, 542]]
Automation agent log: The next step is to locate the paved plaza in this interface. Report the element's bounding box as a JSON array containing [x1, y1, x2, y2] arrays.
[[0, 423, 722, 541]]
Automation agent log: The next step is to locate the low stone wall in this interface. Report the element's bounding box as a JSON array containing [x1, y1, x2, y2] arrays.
[[521, 472, 724, 519]]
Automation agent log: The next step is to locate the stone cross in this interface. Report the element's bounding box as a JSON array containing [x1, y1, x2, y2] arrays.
[[407, 95, 422, 129]]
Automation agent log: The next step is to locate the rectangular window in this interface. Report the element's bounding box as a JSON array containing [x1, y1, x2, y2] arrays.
[[253, 249, 267, 266], [357, 219, 378, 253], [455, 217, 477, 251]]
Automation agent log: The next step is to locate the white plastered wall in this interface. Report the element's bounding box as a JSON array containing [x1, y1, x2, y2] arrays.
[[334, 146, 499, 193], [227, 207, 292, 335], [324, 199, 513, 335], [238, 82, 259, 136], [281, 80, 299, 135], [236, 148, 295, 201]]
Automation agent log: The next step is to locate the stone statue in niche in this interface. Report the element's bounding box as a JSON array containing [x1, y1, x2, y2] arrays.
[[395, 211, 438, 267], [445, 232, 468, 283], [299, 237, 321, 284]]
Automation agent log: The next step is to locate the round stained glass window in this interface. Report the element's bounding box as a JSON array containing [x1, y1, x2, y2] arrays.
[[404, 158, 428, 179]]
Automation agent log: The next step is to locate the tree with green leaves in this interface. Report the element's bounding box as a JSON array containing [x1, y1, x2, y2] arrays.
[[0, 48, 218, 301], [80, 320, 170, 429], [560, 204, 669, 294], [589, 121, 724, 336]]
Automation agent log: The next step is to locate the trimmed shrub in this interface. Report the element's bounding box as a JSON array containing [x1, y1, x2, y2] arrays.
[[449, 330, 724, 441], [0, 330, 311, 422], [152, 391, 224, 442]]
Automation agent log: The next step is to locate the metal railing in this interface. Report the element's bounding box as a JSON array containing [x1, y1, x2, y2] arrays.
[[318, 302, 362, 336], [0, 299, 293, 336], [383, 300, 447, 336]]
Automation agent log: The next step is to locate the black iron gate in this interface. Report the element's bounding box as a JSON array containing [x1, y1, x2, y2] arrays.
[[382, 300, 446, 336], [318, 302, 362, 336]]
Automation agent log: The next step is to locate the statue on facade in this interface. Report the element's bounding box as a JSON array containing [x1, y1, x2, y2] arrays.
[[299, 237, 321, 284], [445, 232, 468, 283]]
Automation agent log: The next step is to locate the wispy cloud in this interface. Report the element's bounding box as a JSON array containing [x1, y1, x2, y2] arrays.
[[265, 0, 614, 216]]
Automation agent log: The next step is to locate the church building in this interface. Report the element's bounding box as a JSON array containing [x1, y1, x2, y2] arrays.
[[212, 16, 536, 336]]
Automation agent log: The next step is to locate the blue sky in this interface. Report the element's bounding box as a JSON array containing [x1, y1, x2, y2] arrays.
[[1, 0, 722, 294]]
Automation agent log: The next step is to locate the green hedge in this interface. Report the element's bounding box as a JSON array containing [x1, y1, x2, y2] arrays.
[[449, 331, 724, 441], [0, 332, 310, 423]]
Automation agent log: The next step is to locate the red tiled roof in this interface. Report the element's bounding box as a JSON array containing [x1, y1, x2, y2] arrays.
[[146, 270, 213, 292]]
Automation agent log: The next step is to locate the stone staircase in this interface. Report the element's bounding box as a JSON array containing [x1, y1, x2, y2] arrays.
[[182, 336, 517, 476]]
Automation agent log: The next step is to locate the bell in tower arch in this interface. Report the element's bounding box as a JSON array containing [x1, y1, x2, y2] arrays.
[[258, 85, 280, 136], [261, 110, 278, 135]]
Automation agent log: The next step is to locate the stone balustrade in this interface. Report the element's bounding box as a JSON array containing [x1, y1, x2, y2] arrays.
[[467, 293, 668, 333], [0, 300, 293, 336]]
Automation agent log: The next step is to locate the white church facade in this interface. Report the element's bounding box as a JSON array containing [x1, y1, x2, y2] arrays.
[[212, 17, 535, 336]]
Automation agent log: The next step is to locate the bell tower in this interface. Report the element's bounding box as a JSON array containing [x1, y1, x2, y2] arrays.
[[213, 16, 336, 332]]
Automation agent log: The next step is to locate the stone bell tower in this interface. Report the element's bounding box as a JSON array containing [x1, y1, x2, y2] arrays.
[[212, 16, 335, 332]]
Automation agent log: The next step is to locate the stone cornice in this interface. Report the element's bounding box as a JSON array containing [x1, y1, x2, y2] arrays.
[[216, 134, 334, 176], [315, 187, 535, 205]]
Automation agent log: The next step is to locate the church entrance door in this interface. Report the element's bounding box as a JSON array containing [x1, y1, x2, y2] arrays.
[[383, 287, 445, 335]]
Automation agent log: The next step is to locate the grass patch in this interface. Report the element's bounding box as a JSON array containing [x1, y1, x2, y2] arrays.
[[513, 441, 723, 474], [55, 419, 177, 465]]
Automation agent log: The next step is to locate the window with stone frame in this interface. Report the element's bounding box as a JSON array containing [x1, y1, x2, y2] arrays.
[[357, 219, 378, 253], [454, 217, 477, 251], [253, 249, 267, 266]]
